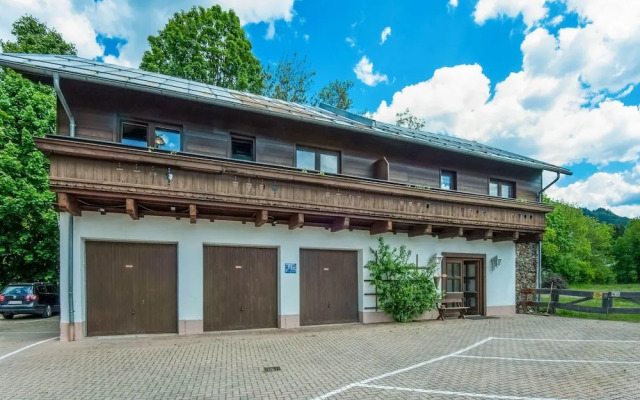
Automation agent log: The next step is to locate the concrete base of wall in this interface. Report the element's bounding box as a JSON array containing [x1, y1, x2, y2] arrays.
[[279, 314, 300, 328], [178, 320, 203, 335], [486, 305, 516, 316], [60, 321, 85, 341], [360, 310, 440, 324]]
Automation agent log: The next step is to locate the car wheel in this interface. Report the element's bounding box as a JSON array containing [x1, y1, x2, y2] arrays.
[[42, 305, 52, 319], [2, 313, 14, 320]]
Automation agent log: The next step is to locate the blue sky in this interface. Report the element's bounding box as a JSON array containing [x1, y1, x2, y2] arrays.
[[2, 0, 640, 217]]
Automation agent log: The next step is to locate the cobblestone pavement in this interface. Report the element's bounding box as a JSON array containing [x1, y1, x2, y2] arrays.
[[0, 315, 639, 399], [0, 314, 59, 357]]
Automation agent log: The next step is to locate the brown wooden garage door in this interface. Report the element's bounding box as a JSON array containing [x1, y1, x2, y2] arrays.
[[203, 246, 277, 331], [85, 242, 177, 336], [300, 249, 358, 326]]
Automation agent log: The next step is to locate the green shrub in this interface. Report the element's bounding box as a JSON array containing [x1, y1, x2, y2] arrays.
[[365, 237, 439, 322]]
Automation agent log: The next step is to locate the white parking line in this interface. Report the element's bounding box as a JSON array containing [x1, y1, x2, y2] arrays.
[[492, 337, 640, 343], [355, 383, 579, 400], [0, 337, 58, 362], [312, 336, 494, 400], [454, 355, 640, 365], [0, 331, 59, 335]]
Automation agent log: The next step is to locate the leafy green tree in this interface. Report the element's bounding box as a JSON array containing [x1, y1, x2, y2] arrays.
[[0, 15, 74, 286], [365, 237, 438, 322], [315, 80, 354, 110], [140, 6, 264, 94], [612, 219, 640, 283], [395, 108, 426, 130], [264, 52, 316, 104], [0, 15, 77, 55]]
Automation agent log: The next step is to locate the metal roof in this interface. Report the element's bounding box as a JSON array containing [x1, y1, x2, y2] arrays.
[[0, 53, 571, 175]]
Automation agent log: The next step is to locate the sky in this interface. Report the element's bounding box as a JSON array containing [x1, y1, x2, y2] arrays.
[[1, 0, 640, 218]]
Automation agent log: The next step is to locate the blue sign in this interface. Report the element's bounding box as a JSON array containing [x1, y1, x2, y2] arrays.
[[285, 263, 297, 274]]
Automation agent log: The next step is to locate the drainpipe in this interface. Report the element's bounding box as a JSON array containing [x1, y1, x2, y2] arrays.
[[53, 73, 75, 137], [536, 171, 560, 289], [68, 215, 75, 340]]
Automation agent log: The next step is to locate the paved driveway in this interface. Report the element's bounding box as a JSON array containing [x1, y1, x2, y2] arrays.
[[0, 314, 59, 360], [0, 315, 638, 399]]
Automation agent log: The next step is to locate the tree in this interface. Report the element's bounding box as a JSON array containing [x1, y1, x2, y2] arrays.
[[395, 108, 426, 130], [264, 52, 316, 104], [140, 6, 264, 94], [0, 15, 77, 55], [612, 219, 640, 283], [315, 80, 354, 110], [0, 15, 74, 286]]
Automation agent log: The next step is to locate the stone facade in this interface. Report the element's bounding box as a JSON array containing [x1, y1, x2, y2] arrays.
[[515, 242, 539, 311]]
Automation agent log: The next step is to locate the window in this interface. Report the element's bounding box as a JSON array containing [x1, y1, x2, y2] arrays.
[[440, 170, 457, 190], [489, 179, 515, 198], [231, 136, 255, 161], [295, 147, 340, 174], [120, 120, 181, 151]]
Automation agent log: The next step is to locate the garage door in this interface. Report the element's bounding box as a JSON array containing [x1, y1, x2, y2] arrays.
[[203, 246, 277, 331], [85, 242, 177, 336], [300, 249, 358, 326]]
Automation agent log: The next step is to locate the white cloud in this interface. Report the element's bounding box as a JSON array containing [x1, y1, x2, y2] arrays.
[[303, 34, 309, 42], [354, 56, 388, 87], [449, 0, 459, 8], [473, 0, 548, 28], [265, 21, 276, 40], [0, 0, 299, 66], [380, 27, 391, 45], [345, 37, 355, 47]]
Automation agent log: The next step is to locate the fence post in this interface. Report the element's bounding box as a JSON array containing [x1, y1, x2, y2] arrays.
[[602, 293, 612, 315], [550, 291, 559, 314]]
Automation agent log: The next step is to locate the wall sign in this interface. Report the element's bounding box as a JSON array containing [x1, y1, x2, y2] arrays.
[[284, 263, 297, 274]]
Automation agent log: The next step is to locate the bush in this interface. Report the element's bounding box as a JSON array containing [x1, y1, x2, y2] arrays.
[[365, 237, 438, 322], [542, 273, 568, 289]]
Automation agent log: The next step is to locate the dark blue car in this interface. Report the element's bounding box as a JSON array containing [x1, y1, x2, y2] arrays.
[[0, 283, 60, 319]]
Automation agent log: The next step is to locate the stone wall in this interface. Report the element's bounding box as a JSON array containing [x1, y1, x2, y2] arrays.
[[515, 242, 539, 311]]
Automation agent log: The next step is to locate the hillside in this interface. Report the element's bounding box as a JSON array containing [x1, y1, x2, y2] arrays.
[[582, 207, 631, 226]]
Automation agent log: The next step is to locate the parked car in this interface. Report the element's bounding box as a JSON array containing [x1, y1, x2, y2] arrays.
[[0, 282, 60, 319]]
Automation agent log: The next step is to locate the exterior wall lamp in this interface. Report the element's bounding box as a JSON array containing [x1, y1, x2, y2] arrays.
[[490, 255, 503, 270], [430, 253, 444, 286]]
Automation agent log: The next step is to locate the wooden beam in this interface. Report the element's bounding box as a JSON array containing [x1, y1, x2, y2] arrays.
[[517, 233, 543, 243], [466, 229, 493, 241], [255, 210, 268, 227], [288, 213, 304, 230], [58, 193, 81, 216], [189, 204, 197, 224], [370, 220, 392, 235], [408, 224, 432, 237], [125, 198, 139, 220], [493, 231, 519, 242], [331, 217, 350, 232], [438, 227, 464, 240]]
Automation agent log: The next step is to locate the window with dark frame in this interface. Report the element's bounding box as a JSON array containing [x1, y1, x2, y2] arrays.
[[440, 170, 457, 190], [489, 178, 515, 198], [120, 120, 181, 151], [295, 147, 340, 174], [231, 136, 255, 161]]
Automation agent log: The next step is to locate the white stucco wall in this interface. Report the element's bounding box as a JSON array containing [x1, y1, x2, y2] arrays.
[[58, 211, 516, 326]]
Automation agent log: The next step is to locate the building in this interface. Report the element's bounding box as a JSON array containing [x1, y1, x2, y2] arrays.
[[0, 54, 571, 341]]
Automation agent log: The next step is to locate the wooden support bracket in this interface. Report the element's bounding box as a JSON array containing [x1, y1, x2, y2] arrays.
[[331, 217, 350, 232], [189, 204, 197, 224], [517, 233, 543, 243], [255, 210, 268, 227], [289, 213, 304, 230], [438, 227, 464, 240], [466, 229, 493, 241], [493, 231, 520, 242], [408, 224, 432, 237], [370, 220, 392, 235], [125, 198, 139, 220], [58, 193, 82, 216]]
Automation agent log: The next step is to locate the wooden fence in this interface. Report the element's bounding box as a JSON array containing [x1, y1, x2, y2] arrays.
[[519, 288, 640, 315]]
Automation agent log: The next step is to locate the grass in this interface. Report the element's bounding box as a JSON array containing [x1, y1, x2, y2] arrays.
[[538, 283, 640, 323]]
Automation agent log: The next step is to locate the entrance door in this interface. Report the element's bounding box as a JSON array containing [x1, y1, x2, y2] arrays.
[[86, 242, 178, 336], [203, 246, 277, 331], [443, 257, 484, 315], [300, 249, 358, 326]]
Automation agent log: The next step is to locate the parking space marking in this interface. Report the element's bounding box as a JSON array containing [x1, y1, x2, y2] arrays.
[[492, 337, 640, 343], [0, 331, 59, 335], [312, 337, 495, 399], [355, 383, 577, 400], [453, 355, 640, 365], [0, 337, 57, 362]]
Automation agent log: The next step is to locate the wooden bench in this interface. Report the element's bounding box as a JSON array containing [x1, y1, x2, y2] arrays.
[[437, 292, 470, 321]]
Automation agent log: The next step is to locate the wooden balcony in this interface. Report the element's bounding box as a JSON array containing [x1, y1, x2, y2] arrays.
[[36, 137, 551, 242]]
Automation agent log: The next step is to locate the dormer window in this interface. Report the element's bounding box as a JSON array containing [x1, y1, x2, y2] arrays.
[[295, 146, 340, 174], [120, 120, 181, 151], [489, 178, 515, 198], [440, 170, 457, 190], [231, 136, 255, 161]]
